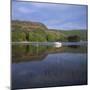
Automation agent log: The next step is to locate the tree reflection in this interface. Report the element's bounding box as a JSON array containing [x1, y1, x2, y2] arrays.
[[12, 44, 87, 63]]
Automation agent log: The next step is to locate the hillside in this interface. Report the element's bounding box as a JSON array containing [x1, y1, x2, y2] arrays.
[[11, 20, 67, 42], [50, 29, 87, 41], [12, 20, 48, 31], [59, 30, 87, 41], [11, 20, 87, 42]]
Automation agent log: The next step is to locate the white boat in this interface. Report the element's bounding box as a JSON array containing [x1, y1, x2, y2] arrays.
[[53, 42, 62, 47]]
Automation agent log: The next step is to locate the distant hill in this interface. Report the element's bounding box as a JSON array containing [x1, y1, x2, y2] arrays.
[[59, 30, 87, 41], [50, 29, 87, 41], [11, 20, 87, 42]]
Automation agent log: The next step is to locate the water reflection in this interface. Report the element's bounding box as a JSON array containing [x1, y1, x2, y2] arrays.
[[68, 45, 80, 48], [12, 44, 87, 63], [12, 43, 87, 89]]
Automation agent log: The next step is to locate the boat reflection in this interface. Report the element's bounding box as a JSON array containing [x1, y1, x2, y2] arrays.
[[12, 44, 87, 63]]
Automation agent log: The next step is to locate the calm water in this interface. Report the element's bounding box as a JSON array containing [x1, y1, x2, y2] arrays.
[[11, 43, 87, 89]]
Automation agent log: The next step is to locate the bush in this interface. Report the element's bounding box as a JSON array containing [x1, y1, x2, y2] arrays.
[[12, 27, 67, 42], [67, 35, 80, 42], [12, 31, 26, 41], [47, 31, 67, 42], [47, 32, 57, 41], [28, 32, 47, 42]]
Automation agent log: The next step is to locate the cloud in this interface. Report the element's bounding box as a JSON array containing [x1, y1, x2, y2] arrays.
[[44, 20, 61, 25], [48, 22, 87, 30], [12, 1, 87, 30], [18, 7, 30, 13], [17, 7, 36, 14]]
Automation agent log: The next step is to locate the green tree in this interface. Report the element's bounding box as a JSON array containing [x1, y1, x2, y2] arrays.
[[12, 31, 26, 41]]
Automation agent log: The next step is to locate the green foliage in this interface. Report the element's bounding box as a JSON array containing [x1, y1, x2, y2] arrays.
[[60, 30, 87, 41], [47, 31, 67, 42], [12, 21, 87, 42], [58, 35, 67, 41], [12, 28, 67, 42], [12, 31, 26, 41], [67, 35, 80, 42], [28, 31, 47, 42], [24, 28, 47, 42], [47, 32, 57, 41]]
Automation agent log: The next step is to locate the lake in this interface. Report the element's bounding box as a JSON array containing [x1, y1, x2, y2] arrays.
[[11, 42, 87, 89]]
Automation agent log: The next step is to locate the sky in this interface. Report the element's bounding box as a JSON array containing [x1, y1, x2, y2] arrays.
[[12, 1, 88, 30]]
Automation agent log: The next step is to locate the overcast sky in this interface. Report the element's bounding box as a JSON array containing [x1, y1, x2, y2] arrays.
[[12, 1, 87, 30]]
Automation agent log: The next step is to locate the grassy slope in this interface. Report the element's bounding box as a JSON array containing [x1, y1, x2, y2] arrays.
[[50, 29, 87, 41], [12, 21, 87, 42], [12, 21, 67, 42], [60, 30, 87, 41]]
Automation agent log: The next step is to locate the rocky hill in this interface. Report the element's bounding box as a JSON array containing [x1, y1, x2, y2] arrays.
[[12, 20, 48, 31]]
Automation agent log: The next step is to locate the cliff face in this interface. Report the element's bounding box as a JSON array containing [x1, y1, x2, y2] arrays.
[[11, 20, 48, 31]]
